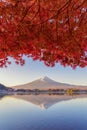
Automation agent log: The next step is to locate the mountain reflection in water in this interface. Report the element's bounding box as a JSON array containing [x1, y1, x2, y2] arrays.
[[0, 94, 87, 130], [1, 94, 86, 109]]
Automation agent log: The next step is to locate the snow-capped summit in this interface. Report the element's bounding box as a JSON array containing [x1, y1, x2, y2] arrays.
[[40, 76, 47, 81], [40, 76, 54, 82], [13, 76, 87, 90], [13, 76, 82, 90]]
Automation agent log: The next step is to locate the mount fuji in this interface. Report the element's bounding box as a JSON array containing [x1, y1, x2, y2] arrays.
[[13, 76, 86, 90]]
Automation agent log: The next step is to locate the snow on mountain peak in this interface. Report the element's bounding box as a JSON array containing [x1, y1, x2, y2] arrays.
[[40, 76, 47, 81], [40, 76, 53, 82]]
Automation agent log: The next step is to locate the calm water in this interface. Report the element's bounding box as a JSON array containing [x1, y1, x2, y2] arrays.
[[0, 94, 87, 130]]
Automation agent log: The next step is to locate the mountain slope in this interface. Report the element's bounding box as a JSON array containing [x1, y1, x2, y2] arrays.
[[13, 76, 86, 90], [0, 83, 8, 90]]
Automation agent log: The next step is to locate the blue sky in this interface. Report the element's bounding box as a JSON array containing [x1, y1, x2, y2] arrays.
[[0, 57, 87, 87]]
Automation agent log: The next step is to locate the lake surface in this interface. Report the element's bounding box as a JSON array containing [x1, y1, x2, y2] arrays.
[[0, 94, 87, 130]]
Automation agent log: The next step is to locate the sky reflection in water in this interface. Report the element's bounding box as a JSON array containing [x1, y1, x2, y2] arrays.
[[0, 95, 87, 130]]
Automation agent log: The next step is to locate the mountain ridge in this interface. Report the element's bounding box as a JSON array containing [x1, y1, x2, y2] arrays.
[[0, 83, 8, 90], [13, 76, 87, 90]]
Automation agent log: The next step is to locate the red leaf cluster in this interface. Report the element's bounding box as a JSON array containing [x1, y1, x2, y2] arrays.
[[0, 0, 87, 68]]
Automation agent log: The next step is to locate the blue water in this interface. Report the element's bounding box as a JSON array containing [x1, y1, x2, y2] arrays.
[[0, 95, 87, 130]]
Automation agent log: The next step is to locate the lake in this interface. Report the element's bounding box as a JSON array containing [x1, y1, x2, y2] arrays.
[[0, 94, 87, 130]]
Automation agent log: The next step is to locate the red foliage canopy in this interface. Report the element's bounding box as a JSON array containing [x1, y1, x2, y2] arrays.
[[0, 0, 87, 68]]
